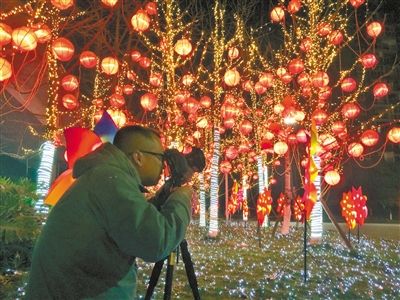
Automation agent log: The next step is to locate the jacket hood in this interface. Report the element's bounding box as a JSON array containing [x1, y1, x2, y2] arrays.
[[72, 143, 139, 182]]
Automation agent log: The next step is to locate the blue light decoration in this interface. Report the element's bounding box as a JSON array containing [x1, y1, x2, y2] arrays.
[[35, 141, 56, 214], [310, 155, 323, 242]]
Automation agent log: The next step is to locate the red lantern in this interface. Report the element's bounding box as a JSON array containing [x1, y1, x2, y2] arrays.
[[182, 73, 195, 86], [300, 37, 312, 52], [296, 129, 308, 143], [196, 117, 208, 129], [342, 103, 360, 119], [288, 58, 304, 75], [130, 50, 141, 62], [317, 22, 332, 36], [123, 84, 134, 95], [0, 23, 12, 46], [366, 22, 382, 38], [200, 96, 212, 108], [12, 27, 37, 51], [101, 57, 119, 75], [312, 109, 328, 125], [259, 72, 274, 87], [348, 142, 364, 158], [297, 72, 310, 86], [224, 69, 240, 86], [324, 170, 340, 185], [239, 120, 253, 135], [312, 71, 329, 87], [287, 134, 298, 144], [0, 58, 12, 82], [52, 37, 74, 61], [270, 6, 285, 23], [225, 146, 238, 160], [223, 118, 235, 129], [294, 110, 305, 122], [61, 75, 79, 91], [273, 103, 284, 115], [62, 94, 78, 110], [287, 0, 301, 14], [274, 141, 288, 155], [131, 10, 150, 32], [79, 51, 98, 68], [360, 53, 378, 69], [138, 56, 151, 68], [101, 0, 118, 8], [228, 47, 239, 59], [140, 93, 158, 111], [32, 23, 51, 43], [328, 30, 343, 45], [331, 121, 346, 134], [318, 86, 332, 101], [220, 160, 233, 174], [174, 39, 192, 56], [145, 2, 157, 15], [149, 72, 162, 87], [254, 82, 267, 94], [242, 80, 253, 92], [360, 130, 379, 147], [182, 97, 200, 114], [373, 82, 389, 98], [387, 127, 400, 143], [349, 0, 365, 8], [51, 0, 74, 10], [109, 93, 125, 108], [341, 77, 357, 93], [107, 109, 127, 128], [174, 90, 190, 104]]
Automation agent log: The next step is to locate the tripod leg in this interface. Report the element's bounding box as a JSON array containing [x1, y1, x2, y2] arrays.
[[180, 240, 201, 300], [145, 259, 165, 300], [164, 251, 177, 300]]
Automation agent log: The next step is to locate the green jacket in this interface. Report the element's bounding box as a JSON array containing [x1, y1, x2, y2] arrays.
[[26, 143, 191, 299]]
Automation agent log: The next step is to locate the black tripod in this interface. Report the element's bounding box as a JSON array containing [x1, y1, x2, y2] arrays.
[[144, 239, 200, 300]]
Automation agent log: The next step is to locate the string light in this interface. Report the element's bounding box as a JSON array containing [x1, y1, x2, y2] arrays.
[[310, 156, 323, 242], [208, 128, 220, 237], [198, 172, 206, 227]]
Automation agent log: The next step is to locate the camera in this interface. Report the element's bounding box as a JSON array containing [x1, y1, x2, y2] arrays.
[[164, 147, 206, 187]]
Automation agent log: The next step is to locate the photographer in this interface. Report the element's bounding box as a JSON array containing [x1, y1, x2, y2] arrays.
[[26, 125, 194, 299]]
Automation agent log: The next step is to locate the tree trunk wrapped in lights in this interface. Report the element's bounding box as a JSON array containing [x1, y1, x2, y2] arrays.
[[208, 128, 220, 237]]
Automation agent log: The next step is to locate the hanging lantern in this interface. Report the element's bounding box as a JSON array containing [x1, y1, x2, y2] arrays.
[[324, 170, 340, 186], [342, 103, 360, 119], [223, 118, 235, 129], [220, 161, 233, 174], [312, 109, 328, 125], [259, 72, 274, 87], [242, 80, 253, 92], [149, 72, 162, 87], [0, 23, 12, 46], [0, 58, 12, 81], [317, 22, 332, 36], [273, 103, 285, 115], [61, 75, 79, 91], [276, 67, 287, 78], [193, 131, 201, 139], [332, 121, 346, 134], [296, 129, 308, 143], [196, 117, 208, 129], [107, 109, 127, 127], [182, 73, 195, 86], [239, 120, 253, 135], [297, 72, 310, 86], [366, 22, 383, 38], [101, 57, 119, 75], [341, 77, 357, 92], [101, 0, 118, 8], [140, 93, 158, 111], [182, 97, 200, 114], [126, 70, 137, 81], [287, 0, 301, 14], [300, 37, 312, 52], [225, 146, 238, 160], [294, 110, 305, 121], [32, 23, 51, 43], [348, 142, 364, 158], [281, 73, 292, 84], [312, 71, 329, 87], [12, 27, 37, 51], [122, 84, 134, 95], [329, 30, 343, 45], [138, 56, 151, 68], [274, 141, 288, 155], [360, 130, 379, 147], [373, 82, 389, 98], [288, 58, 304, 75], [387, 127, 400, 143], [79, 51, 98, 68], [349, 0, 365, 8], [51, 0, 74, 10], [62, 94, 78, 110], [109, 93, 125, 108], [52, 37, 74, 61], [224, 68, 240, 86], [318, 86, 332, 100], [239, 142, 251, 153], [131, 10, 150, 32], [228, 47, 239, 59], [145, 2, 158, 15], [200, 95, 212, 108], [130, 50, 141, 62], [287, 134, 298, 144], [270, 6, 285, 23], [360, 53, 378, 69], [254, 82, 267, 95], [174, 38, 192, 56], [174, 90, 190, 104]]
